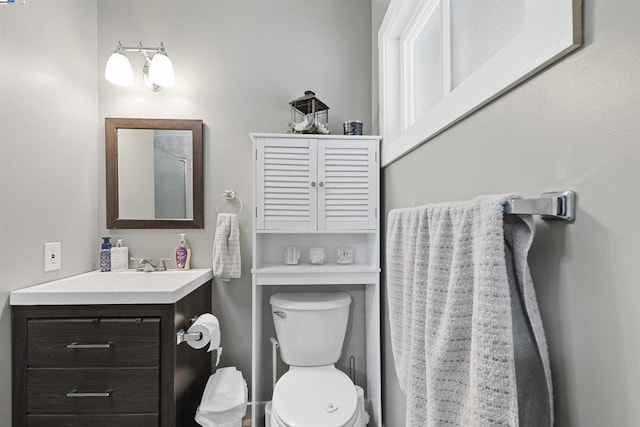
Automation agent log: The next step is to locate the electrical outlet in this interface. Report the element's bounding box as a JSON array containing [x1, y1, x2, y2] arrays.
[[44, 242, 61, 272]]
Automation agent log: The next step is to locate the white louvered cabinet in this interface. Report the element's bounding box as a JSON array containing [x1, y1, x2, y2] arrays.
[[255, 136, 377, 231], [250, 133, 382, 427]]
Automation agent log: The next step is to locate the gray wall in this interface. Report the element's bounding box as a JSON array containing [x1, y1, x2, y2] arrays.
[[377, 1, 640, 426], [97, 0, 373, 408], [0, 0, 99, 421]]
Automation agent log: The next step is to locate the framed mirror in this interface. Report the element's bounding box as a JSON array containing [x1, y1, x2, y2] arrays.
[[106, 118, 204, 229]]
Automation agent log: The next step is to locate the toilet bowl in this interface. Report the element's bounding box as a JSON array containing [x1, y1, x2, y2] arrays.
[[195, 367, 247, 427], [270, 366, 359, 427]]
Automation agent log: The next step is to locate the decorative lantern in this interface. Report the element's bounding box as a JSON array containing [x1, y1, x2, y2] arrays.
[[289, 90, 330, 134]]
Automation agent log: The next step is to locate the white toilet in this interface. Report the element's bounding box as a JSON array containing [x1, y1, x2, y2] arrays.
[[269, 292, 368, 427], [195, 367, 248, 427]]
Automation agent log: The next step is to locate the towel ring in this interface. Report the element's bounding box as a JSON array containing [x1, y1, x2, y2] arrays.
[[215, 190, 243, 215]]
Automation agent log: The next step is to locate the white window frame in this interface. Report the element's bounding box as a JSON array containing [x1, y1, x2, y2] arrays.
[[379, 0, 582, 166]]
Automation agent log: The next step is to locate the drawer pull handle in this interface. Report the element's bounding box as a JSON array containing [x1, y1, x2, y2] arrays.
[[66, 389, 113, 398], [66, 342, 113, 349]]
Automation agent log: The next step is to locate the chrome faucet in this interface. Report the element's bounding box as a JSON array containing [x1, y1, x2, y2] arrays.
[[137, 258, 156, 272], [131, 257, 171, 272]]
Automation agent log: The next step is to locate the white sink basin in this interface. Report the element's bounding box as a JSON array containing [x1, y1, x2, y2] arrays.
[[9, 269, 213, 305]]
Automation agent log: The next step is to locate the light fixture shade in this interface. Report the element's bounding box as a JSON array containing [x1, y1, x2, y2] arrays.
[[105, 52, 133, 87], [148, 52, 175, 87]]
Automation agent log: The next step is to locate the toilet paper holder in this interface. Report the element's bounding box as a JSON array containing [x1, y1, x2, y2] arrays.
[[176, 315, 202, 345], [176, 329, 203, 345]]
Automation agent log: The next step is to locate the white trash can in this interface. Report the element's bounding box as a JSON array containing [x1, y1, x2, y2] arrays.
[[195, 367, 247, 427]]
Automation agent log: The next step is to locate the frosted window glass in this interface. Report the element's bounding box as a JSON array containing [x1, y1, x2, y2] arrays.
[[450, 0, 525, 88], [412, 1, 443, 123]]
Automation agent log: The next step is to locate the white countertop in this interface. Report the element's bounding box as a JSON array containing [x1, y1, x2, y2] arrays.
[[9, 269, 213, 306]]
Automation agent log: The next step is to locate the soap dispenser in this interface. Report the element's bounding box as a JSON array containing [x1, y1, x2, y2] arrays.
[[175, 233, 191, 270], [100, 237, 112, 272]]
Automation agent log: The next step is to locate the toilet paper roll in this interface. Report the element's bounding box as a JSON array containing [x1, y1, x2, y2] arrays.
[[215, 346, 223, 367], [187, 313, 221, 352]]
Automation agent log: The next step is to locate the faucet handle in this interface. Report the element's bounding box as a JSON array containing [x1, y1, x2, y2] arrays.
[[158, 258, 172, 271]]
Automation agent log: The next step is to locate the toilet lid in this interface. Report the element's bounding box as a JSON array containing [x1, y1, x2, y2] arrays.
[[272, 368, 357, 427]]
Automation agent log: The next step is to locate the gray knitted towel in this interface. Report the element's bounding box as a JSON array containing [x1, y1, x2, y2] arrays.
[[386, 195, 553, 426]]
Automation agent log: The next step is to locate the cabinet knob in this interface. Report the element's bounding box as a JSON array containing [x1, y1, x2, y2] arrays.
[[310, 181, 316, 187], [319, 182, 324, 187]]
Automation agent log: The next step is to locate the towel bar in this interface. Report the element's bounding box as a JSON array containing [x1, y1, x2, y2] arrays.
[[503, 190, 576, 221]]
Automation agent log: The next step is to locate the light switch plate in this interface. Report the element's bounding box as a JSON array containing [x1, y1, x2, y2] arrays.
[[44, 242, 61, 272]]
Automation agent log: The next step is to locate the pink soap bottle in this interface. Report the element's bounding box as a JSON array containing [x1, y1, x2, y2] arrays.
[[174, 233, 191, 270]]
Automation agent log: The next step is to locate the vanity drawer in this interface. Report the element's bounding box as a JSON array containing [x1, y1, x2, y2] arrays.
[[27, 367, 159, 414], [27, 317, 159, 367], [27, 414, 158, 427]]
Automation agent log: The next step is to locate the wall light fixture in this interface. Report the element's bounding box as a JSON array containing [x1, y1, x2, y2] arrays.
[[105, 41, 175, 91]]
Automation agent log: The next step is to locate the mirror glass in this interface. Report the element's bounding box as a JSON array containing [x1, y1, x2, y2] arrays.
[[106, 118, 204, 229]]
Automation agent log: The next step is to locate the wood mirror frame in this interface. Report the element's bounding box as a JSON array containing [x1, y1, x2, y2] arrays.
[[106, 117, 204, 229]]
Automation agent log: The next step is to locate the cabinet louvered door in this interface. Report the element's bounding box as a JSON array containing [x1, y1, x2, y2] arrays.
[[317, 139, 377, 230], [256, 138, 317, 230]]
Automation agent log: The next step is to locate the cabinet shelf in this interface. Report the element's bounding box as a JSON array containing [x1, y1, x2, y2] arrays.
[[253, 262, 380, 275], [252, 263, 380, 286]]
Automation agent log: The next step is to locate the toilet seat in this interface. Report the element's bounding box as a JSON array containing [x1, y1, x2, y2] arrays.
[[271, 366, 358, 427]]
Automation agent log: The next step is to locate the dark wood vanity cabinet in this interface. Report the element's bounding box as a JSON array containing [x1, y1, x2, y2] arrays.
[[12, 280, 212, 427]]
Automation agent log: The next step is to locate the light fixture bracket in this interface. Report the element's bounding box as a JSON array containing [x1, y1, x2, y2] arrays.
[[120, 41, 167, 56]]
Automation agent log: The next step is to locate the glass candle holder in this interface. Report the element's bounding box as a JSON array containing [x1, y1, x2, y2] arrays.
[[309, 243, 325, 265], [284, 241, 300, 265]]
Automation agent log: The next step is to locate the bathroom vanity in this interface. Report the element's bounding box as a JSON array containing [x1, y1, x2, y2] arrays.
[[11, 269, 213, 427]]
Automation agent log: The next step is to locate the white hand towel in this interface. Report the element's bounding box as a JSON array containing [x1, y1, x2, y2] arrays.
[[386, 194, 552, 427], [213, 213, 241, 281]]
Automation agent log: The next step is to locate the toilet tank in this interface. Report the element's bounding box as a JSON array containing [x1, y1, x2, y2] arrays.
[[270, 292, 351, 367]]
